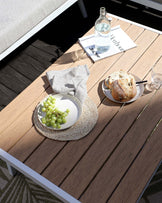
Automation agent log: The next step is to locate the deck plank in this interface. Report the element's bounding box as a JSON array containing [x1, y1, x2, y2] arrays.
[[0, 65, 31, 94], [22, 45, 56, 68], [9, 51, 46, 79], [0, 83, 17, 108], [32, 40, 63, 59]]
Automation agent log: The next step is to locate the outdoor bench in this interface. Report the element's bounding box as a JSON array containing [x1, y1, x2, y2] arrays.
[[130, 0, 162, 11], [0, 0, 87, 61]]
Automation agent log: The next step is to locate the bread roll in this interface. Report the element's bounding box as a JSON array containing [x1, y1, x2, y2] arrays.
[[105, 70, 137, 102]]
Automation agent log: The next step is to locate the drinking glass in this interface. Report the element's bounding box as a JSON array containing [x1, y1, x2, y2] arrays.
[[150, 65, 162, 90]]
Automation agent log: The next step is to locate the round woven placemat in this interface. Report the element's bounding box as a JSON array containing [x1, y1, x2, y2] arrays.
[[33, 97, 98, 141]]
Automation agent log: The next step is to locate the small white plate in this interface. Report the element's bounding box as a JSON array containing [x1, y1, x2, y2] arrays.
[[37, 94, 82, 130], [102, 75, 144, 104]]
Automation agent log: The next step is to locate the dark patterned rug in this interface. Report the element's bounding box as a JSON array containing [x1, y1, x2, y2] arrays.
[[0, 159, 63, 203]]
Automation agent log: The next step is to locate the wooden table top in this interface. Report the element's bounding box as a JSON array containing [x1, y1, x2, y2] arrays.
[[0, 14, 162, 203]]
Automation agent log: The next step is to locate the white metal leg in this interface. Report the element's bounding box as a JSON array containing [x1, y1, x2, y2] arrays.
[[78, 0, 88, 18], [6, 162, 17, 176]]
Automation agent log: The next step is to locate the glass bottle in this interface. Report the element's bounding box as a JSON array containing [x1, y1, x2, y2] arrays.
[[94, 7, 112, 54]]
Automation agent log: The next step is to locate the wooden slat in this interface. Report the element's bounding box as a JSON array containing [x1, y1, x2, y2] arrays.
[[24, 138, 67, 174], [131, 34, 162, 76], [0, 83, 17, 108], [0, 65, 31, 94], [22, 45, 54, 67], [32, 40, 63, 59], [8, 128, 45, 161], [109, 119, 162, 203], [79, 88, 162, 203], [9, 54, 46, 81]]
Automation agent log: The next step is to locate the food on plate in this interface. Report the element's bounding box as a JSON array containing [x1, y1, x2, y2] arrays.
[[41, 95, 70, 129], [105, 70, 137, 102]]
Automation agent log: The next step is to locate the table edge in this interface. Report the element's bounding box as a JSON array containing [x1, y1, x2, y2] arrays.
[[108, 13, 162, 35]]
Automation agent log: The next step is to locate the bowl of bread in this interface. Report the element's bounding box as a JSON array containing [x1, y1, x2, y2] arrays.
[[102, 70, 144, 103]]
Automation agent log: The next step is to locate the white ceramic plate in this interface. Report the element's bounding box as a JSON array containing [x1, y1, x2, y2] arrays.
[[102, 75, 144, 104], [37, 94, 82, 130]]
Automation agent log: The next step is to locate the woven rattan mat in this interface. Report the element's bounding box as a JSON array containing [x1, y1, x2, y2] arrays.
[[33, 96, 98, 141]]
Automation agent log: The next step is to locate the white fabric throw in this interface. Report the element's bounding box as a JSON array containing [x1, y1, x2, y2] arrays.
[[46, 65, 90, 104]]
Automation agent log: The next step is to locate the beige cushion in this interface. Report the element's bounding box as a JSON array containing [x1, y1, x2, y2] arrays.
[[152, 0, 162, 3], [0, 0, 67, 54]]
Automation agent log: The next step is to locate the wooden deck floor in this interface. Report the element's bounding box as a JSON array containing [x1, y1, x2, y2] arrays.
[[0, 0, 161, 111]]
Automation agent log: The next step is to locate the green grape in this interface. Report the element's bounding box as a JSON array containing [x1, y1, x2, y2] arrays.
[[42, 117, 46, 124], [51, 115, 56, 120], [62, 118, 66, 124], [41, 96, 70, 129], [46, 121, 51, 127], [63, 112, 68, 117], [51, 120, 55, 126], [66, 109, 70, 113], [57, 123, 61, 129], [51, 100, 55, 104], [42, 107, 46, 112], [44, 103, 48, 108], [52, 123, 57, 128], [57, 118, 62, 123], [46, 111, 51, 116], [54, 108, 59, 113], [48, 106, 53, 111]]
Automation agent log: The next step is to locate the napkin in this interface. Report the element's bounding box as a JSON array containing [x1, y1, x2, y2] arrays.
[[46, 65, 90, 105]]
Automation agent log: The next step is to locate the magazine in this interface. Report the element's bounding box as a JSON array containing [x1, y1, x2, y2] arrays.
[[79, 25, 136, 62]]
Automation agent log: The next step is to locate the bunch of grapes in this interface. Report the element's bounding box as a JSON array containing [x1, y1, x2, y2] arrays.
[[41, 95, 70, 129]]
